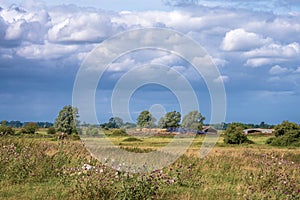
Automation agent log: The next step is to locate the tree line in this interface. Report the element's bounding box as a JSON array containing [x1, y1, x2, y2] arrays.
[[99, 110, 206, 131], [0, 120, 53, 128], [1, 105, 299, 147]]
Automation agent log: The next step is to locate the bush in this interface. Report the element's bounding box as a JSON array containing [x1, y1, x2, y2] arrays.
[[0, 125, 15, 136], [274, 121, 300, 137], [47, 127, 56, 135], [86, 126, 99, 136], [224, 123, 252, 144], [266, 121, 300, 146], [19, 122, 38, 134], [111, 129, 127, 136], [122, 137, 143, 142]]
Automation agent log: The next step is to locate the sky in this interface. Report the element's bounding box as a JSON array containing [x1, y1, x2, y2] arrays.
[[0, 0, 300, 124]]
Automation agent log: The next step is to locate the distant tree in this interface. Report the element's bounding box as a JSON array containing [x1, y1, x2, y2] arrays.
[[54, 105, 79, 134], [259, 121, 265, 128], [137, 110, 156, 128], [123, 122, 136, 129], [20, 122, 38, 134], [7, 120, 22, 128], [158, 117, 166, 129], [86, 126, 99, 136], [160, 111, 181, 128], [266, 121, 300, 146], [108, 117, 124, 128], [100, 117, 125, 129], [181, 111, 205, 131], [210, 122, 226, 130], [36, 122, 53, 128], [224, 123, 252, 144]]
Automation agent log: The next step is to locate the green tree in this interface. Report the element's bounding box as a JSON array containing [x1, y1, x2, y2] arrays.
[[108, 117, 124, 128], [54, 105, 79, 134], [158, 117, 166, 128], [137, 111, 156, 128], [224, 123, 252, 144], [160, 111, 181, 128], [181, 111, 205, 131]]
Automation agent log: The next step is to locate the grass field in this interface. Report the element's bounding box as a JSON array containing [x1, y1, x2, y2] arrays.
[[0, 132, 299, 199]]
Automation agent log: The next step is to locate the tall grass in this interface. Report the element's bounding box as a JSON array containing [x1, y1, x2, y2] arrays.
[[0, 135, 299, 199]]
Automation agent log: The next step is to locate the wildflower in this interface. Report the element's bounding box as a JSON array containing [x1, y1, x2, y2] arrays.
[[82, 164, 94, 170]]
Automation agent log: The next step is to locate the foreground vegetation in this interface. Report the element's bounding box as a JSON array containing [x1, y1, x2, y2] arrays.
[[0, 133, 299, 200]]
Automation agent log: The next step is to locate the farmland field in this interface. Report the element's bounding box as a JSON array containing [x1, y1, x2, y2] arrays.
[[0, 132, 299, 200]]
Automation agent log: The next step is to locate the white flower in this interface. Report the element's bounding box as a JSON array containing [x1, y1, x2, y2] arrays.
[[82, 164, 94, 170]]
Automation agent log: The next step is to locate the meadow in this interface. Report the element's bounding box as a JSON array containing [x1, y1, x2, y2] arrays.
[[0, 130, 299, 200]]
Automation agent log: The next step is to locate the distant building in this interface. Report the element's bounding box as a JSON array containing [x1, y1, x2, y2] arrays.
[[243, 128, 274, 134], [202, 126, 218, 134]]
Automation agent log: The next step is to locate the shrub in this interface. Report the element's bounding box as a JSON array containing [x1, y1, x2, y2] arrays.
[[86, 126, 99, 136], [47, 127, 56, 135], [111, 129, 127, 136], [122, 137, 143, 142], [274, 121, 300, 137], [224, 123, 252, 144], [267, 121, 300, 146], [0, 124, 15, 136], [19, 122, 38, 134]]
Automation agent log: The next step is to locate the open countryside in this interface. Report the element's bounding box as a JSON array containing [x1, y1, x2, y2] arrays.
[[1, 0, 300, 199], [0, 107, 299, 199]]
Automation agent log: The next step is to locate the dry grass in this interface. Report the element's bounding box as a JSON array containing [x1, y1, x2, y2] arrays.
[[0, 134, 299, 200]]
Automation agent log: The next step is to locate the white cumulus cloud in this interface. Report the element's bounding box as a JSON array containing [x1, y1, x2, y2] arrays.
[[244, 42, 300, 58], [221, 28, 272, 51], [269, 65, 289, 75]]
